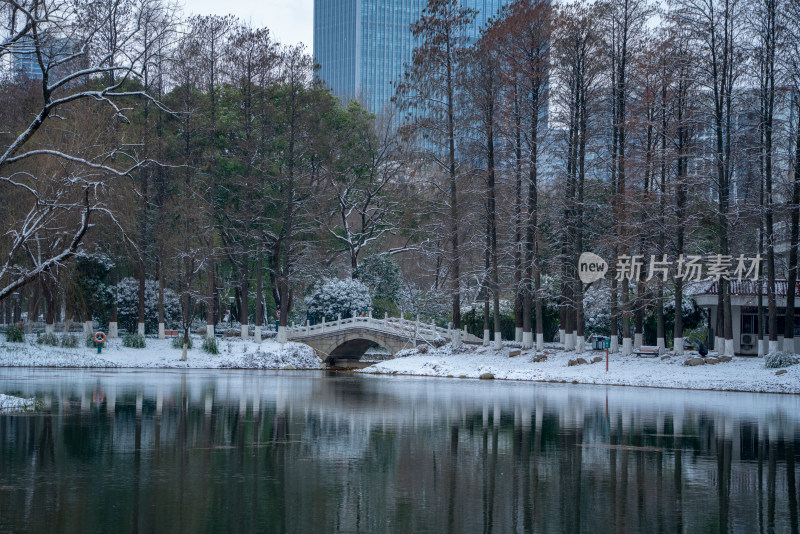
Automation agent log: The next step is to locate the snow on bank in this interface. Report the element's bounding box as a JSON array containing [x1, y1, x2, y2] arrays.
[[0, 335, 323, 370], [0, 393, 35, 412], [359, 343, 800, 394]]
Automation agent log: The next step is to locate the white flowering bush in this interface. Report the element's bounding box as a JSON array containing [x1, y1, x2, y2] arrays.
[[110, 278, 181, 332], [764, 351, 796, 369], [305, 278, 371, 322]]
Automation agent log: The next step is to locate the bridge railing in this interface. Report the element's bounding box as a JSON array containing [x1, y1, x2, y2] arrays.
[[285, 313, 462, 342]]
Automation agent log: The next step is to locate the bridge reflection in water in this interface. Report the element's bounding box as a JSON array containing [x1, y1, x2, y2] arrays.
[[0, 369, 798, 534]]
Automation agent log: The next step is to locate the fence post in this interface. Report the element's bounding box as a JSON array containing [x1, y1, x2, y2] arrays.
[[322, 317, 326, 333], [337, 313, 341, 329]]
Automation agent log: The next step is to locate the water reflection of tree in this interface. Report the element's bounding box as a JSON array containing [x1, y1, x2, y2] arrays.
[[0, 379, 798, 533]]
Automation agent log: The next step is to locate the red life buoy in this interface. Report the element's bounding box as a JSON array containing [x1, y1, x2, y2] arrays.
[[94, 332, 106, 343]]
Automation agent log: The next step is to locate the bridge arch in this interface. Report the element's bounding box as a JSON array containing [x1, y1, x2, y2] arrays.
[[329, 338, 383, 360], [298, 327, 414, 364]]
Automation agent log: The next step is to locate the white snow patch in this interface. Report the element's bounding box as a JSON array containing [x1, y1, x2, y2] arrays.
[[0, 393, 35, 411], [359, 343, 800, 394], [0, 335, 323, 370]]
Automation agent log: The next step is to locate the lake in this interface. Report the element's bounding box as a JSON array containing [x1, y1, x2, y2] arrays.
[[0, 368, 798, 533]]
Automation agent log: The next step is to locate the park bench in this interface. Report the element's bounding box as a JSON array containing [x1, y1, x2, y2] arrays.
[[634, 345, 660, 358], [164, 330, 179, 337]]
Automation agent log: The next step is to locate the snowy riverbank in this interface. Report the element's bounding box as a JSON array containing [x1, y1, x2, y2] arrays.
[[2, 335, 798, 394], [0, 335, 323, 370], [358, 343, 800, 394]]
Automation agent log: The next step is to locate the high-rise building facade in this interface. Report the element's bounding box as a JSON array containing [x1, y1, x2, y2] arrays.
[[314, 0, 511, 115]]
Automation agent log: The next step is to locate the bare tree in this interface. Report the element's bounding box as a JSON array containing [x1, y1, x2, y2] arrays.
[[396, 0, 477, 349], [0, 0, 163, 305], [493, 0, 551, 350], [670, 0, 745, 356]]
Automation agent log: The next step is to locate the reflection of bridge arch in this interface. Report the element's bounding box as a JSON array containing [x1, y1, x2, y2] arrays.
[[286, 315, 481, 364]]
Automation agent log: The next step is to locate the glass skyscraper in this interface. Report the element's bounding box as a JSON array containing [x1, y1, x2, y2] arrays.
[[314, 0, 512, 115]]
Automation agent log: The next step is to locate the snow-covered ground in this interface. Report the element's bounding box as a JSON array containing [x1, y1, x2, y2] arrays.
[[0, 393, 35, 411], [0, 335, 323, 370], [359, 342, 800, 394]]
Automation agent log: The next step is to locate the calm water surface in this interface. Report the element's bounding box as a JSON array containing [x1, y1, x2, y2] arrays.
[[0, 368, 798, 533]]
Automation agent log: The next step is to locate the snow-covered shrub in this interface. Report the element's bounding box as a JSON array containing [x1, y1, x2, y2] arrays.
[[399, 287, 450, 322], [123, 333, 146, 349], [305, 277, 371, 321], [5, 326, 23, 343], [202, 336, 218, 355], [357, 254, 402, 303], [764, 351, 796, 369], [172, 335, 193, 350], [111, 278, 181, 333], [37, 333, 59, 346], [61, 335, 79, 348]]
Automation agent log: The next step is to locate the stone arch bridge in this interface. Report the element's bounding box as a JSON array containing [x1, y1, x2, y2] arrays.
[[286, 315, 481, 367]]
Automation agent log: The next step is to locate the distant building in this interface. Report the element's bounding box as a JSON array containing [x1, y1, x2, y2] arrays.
[[691, 280, 800, 355], [313, 0, 513, 115], [7, 34, 78, 81]]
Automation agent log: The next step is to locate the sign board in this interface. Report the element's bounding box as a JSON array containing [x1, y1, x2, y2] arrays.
[[604, 337, 611, 349]]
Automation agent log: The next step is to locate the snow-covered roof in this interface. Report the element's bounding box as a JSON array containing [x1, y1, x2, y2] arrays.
[[689, 279, 800, 298]]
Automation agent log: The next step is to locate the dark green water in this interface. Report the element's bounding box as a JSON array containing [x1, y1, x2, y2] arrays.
[[0, 368, 798, 533]]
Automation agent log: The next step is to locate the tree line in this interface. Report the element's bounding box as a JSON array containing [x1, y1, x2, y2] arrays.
[[1, 0, 800, 358]]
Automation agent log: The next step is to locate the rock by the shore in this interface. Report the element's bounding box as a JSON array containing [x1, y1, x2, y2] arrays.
[[685, 358, 705, 366], [592, 356, 603, 364], [776, 369, 788, 376], [705, 358, 720, 365], [479, 373, 495, 380]]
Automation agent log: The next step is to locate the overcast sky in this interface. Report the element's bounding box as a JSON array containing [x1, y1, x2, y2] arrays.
[[180, 0, 314, 50]]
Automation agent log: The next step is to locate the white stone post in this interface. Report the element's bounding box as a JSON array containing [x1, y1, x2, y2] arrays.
[[522, 331, 533, 350], [158, 322, 165, 339], [622, 337, 632, 356], [337, 313, 341, 329], [206, 324, 215, 338], [241, 323, 248, 339], [306, 320, 310, 334], [137, 322, 145, 337], [254, 325, 262, 343], [108, 322, 118, 338], [321, 317, 326, 333], [276, 325, 287, 344]]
